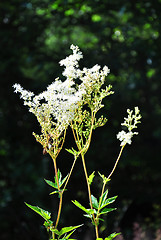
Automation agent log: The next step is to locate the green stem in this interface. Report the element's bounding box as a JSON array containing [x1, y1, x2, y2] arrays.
[[107, 145, 125, 180], [71, 112, 98, 237], [62, 155, 78, 193], [96, 181, 106, 222], [52, 157, 60, 190], [51, 157, 60, 240], [55, 193, 63, 228], [81, 153, 99, 239]]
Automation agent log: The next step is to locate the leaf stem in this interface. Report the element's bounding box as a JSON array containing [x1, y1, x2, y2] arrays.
[[62, 155, 78, 193]]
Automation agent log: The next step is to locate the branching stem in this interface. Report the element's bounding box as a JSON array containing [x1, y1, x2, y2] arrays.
[[107, 145, 125, 180], [81, 153, 99, 239]]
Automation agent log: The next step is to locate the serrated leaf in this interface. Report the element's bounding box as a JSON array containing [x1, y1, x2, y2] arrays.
[[98, 172, 110, 184], [100, 207, 116, 215], [99, 189, 108, 207], [59, 224, 83, 237], [72, 200, 95, 214], [91, 195, 99, 209], [105, 232, 121, 240], [66, 148, 74, 154], [66, 148, 78, 156], [63, 230, 76, 239], [50, 228, 60, 235], [44, 179, 58, 189], [60, 174, 68, 188], [88, 171, 95, 185], [100, 196, 117, 210], [25, 203, 51, 220]]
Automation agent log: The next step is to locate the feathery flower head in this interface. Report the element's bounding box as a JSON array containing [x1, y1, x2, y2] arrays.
[[13, 78, 82, 134], [13, 44, 112, 136], [117, 107, 141, 146]]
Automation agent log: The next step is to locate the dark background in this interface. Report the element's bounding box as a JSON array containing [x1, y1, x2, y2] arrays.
[[1, 0, 161, 239]]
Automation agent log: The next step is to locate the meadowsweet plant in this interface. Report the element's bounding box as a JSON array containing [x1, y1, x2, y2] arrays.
[[13, 45, 141, 240]]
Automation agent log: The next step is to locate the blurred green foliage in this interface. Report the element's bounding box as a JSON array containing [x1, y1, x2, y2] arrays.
[[1, 0, 161, 239]]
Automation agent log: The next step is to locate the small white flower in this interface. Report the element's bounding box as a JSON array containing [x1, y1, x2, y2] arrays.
[[103, 66, 110, 75], [117, 130, 137, 146], [59, 44, 83, 79], [117, 107, 141, 146]]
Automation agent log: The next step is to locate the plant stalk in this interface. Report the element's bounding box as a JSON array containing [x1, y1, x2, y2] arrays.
[[55, 193, 63, 229], [81, 153, 99, 239], [107, 145, 125, 180]]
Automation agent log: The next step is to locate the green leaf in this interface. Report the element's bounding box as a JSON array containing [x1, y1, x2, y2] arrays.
[[50, 228, 60, 235], [25, 203, 51, 220], [44, 220, 53, 231], [72, 200, 95, 214], [50, 190, 60, 195], [97, 217, 104, 222], [45, 171, 68, 191], [88, 171, 95, 185], [44, 179, 58, 189], [100, 196, 117, 210], [98, 172, 110, 184], [57, 169, 62, 186], [63, 230, 76, 239], [66, 148, 78, 156], [59, 239, 75, 240], [99, 189, 108, 207], [105, 232, 121, 240], [91, 195, 99, 209], [83, 213, 93, 219], [100, 207, 116, 215], [59, 224, 83, 237], [60, 174, 68, 188]]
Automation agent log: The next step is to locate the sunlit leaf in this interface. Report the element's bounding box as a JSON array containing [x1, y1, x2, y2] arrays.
[[57, 169, 62, 186], [105, 232, 121, 240], [72, 200, 95, 214], [59, 224, 83, 237], [99, 189, 108, 207], [100, 207, 116, 215], [25, 203, 51, 220], [44, 179, 58, 189], [49, 190, 59, 195], [60, 174, 68, 188], [100, 196, 117, 210], [91, 195, 99, 209], [50, 228, 60, 235], [88, 171, 95, 185], [66, 148, 78, 156]]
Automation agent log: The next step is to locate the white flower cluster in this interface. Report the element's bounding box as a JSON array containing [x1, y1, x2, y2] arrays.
[[13, 79, 82, 133], [79, 64, 110, 94], [59, 44, 83, 80], [13, 45, 111, 135], [117, 107, 141, 146]]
